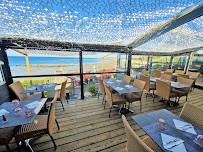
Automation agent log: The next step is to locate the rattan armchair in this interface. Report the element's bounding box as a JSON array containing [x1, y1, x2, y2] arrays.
[[9, 81, 42, 101], [124, 79, 146, 111], [98, 78, 106, 104], [140, 75, 156, 98], [177, 74, 189, 79], [47, 80, 67, 111], [172, 77, 194, 102], [0, 126, 20, 152], [123, 75, 132, 84], [160, 74, 172, 81], [141, 69, 148, 76], [164, 71, 172, 75], [179, 103, 203, 130], [153, 79, 178, 107], [15, 92, 60, 150], [187, 72, 200, 89], [103, 82, 126, 118], [153, 70, 161, 78], [165, 69, 174, 73], [175, 70, 185, 74], [122, 115, 162, 152]]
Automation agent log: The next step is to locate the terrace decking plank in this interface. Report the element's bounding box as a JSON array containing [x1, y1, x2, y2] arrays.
[[0, 89, 202, 152]]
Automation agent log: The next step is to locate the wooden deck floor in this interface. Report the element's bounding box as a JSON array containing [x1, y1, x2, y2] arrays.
[[2, 88, 203, 152]]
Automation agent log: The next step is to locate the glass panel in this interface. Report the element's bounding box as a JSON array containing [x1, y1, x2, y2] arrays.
[[151, 56, 171, 71], [0, 64, 5, 83], [172, 56, 187, 70]]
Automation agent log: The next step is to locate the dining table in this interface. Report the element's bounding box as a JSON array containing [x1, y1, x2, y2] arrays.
[[150, 77, 190, 88], [0, 98, 47, 128], [161, 71, 197, 79], [132, 109, 203, 152]]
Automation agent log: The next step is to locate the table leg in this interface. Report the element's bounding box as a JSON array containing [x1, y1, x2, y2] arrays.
[[41, 91, 48, 112]]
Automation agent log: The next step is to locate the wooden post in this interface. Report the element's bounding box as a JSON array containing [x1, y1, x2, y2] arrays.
[[127, 51, 132, 76], [79, 51, 84, 99], [25, 55, 32, 85]]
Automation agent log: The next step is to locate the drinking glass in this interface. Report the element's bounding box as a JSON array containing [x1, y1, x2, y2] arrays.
[[194, 134, 203, 148], [25, 109, 32, 117], [157, 118, 166, 129]]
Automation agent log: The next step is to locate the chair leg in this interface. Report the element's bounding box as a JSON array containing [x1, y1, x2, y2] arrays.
[[49, 134, 57, 150], [16, 141, 20, 152], [186, 96, 188, 102], [61, 101, 65, 111], [55, 119, 60, 130], [146, 92, 148, 98], [178, 97, 180, 102], [104, 100, 106, 109], [5, 145, 11, 152], [98, 92, 99, 99], [140, 99, 142, 111], [109, 107, 112, 118], [153, 96, 155, 102], [102, 96, 105, 105]]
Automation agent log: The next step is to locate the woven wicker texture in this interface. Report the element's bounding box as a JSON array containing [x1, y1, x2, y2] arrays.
[[165, 69, 174, 73], [187, 72, 200, 77], [98, 78, 105, 96], [15, 92, 58, 142], [173, 77, 194, 97], [179, 103, 203, 130], [160, 74, 172, 81], [177, 74, 189, 79], [9, 81, 29, 101], [122, 115, 154, 152], [140, 75, 156, 92], [142, 136, 163, 152], [141, 69, 148, 76], [175, 70, 185, 74], [103, 82, 126, 107], [155, 80, 177, 100], [154, 70, 161, 78], [164, 71, 172, 75], [60, 80, 67, 102], [123, 75, 132, 84]]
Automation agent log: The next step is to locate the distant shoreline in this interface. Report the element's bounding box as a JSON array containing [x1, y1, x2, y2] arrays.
[[16, 63, 99, 67]]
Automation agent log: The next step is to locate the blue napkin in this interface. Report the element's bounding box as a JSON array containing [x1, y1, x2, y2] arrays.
[[161, 133, 186, 152], [115, 87, 123, 90], [0, 109, 9, 116], [173, 119, 197, 135]]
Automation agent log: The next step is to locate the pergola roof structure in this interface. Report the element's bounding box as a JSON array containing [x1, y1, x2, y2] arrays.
[[0, 0, 202, 55]]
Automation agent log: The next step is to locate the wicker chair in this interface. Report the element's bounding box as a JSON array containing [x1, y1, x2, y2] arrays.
[[9, 81, 42, 101], [160, 74, 172, 81], [165, 69, 174, 73], [172, 77, 194, 102], [15, 92, 60, 150], [153, 79, 178, 107], [0, 127, 20, 151], [140, 75, 156, 98], [187, 72, 200, 89], [47, 80, 67, 111], [175, 70, 185, 74], [123, 75, 132, 84], [124, 79, 146, 111], [153, 70, 161, 78], [177, 74, 189, 79], [164, 71, 172, 75], [141, 69, 148, 76], [98, 78, 106, 104], [103, 82, 126, 118], [179, 103, 203, 130], [122, 115, 162, 152]]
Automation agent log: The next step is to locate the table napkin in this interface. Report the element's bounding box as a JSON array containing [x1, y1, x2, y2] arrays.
[[107, 81, 113, 84], [125, 85, 130, 87], [25, 101, 41, 109], [161, 133, 186, 152], [0, 109, 9, 116], [173, 119, 197, 135], [115, 87, 123, 90]]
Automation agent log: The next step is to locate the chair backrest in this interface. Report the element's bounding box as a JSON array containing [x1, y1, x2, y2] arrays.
[[176, 77, 194, 93], [98, 78, 105, 96], [187, 72, 200, 77], [123, 75, 132, 84], [122, 115, 153, 152], [164, 71, 172, 75], [177, 74, 189, 79], [133, 79, 146, 98], [179, 103, 203, 130], [165, 69, 174, 73], [156, 79, 171, 100], [60, 80, 67, 102], [141, 69, 148, 76], [175, 70, 185, 74], [154, 70, 161, 78], [140, 75, 150, 91], [47, 91, 58, 136], [160, 74, 172, 81], [9, 81, 29, 101], [103, 82, 113, 106]]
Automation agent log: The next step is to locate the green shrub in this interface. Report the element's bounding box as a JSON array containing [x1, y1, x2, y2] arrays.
[[87, 84, 98, 96]]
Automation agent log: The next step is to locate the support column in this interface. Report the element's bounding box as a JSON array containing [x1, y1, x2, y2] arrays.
[[146, 55, 150, 70], [185, 52, 194, 74], [169, 55, 174, 69], [127, 52, 132, 76], [79, 51, 84, 99], [149, 56, 153, 74]]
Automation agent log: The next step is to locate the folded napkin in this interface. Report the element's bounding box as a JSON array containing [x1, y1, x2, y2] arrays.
[[161, 133, 186, 152], [107, 81, 113, 84], [173, 119, 197, 135], [116, 80, 122, 82], [125, 85, 130, 87], [25, 101, 41, 109], [115, 87, 123, 90], [0, 109, 9, 116]]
